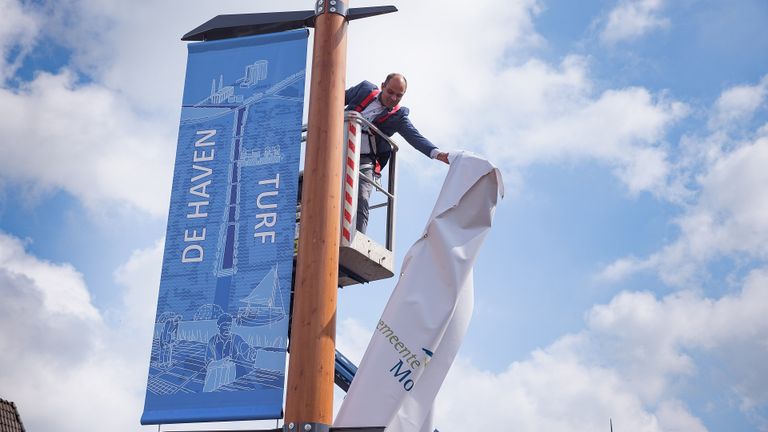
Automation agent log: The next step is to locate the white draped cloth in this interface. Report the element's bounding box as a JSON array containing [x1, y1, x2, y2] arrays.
[[335, 151, 504, 431]]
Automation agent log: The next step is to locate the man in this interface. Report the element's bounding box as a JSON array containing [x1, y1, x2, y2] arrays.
[[203, 313, 255, 392], [345, 73, 449, 234], [158, 315, 180, 367]]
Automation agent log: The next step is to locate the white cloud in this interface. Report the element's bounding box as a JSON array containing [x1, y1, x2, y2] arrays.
[[346, 2, 687, 198], [0, 232, 109, 430], [597, 255, 652, 283], [697, 136, 768, 249], [39, 0, 312, 114], [1, 0, 687, 217], [588, 271, 768, 407], [337, 264, 768, 430], [0, 232, 163, 431], [600, 76, 768, 287], [343, 0, 547, 176], [655, 400, 708, 432], [437, 352, 663, 431], [368, 8, 687, 193], [0, 0, 41, 82], [351, 6, 688, 195], [477, 62, 687, 196], [444, 334, 685, 432], [113, 238, 163, 328], [0, 70, 175, 216], [709, 75, 768, 130], [0, 0, 294, 218], [602, 133, 768, 287], [599, 0, 670, 44], [333, 319, 375, 415], [336, 318, 375, 365], [0, 232, 99, 320], [0, 235, 287, 432]]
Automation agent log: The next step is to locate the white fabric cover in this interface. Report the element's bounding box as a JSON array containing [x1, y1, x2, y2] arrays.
[[335, 151, 504, 431]]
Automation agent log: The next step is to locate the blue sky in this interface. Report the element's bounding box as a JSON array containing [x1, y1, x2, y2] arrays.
[[1, 0, 767, 431]]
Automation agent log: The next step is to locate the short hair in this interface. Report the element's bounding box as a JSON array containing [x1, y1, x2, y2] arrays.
[[217, 313, 233, 326], [383, 73, 407, 88]]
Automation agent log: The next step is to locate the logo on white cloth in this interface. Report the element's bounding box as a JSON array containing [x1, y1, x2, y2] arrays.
[[376, 319, 434, 391], [421, 348, 433, 366]]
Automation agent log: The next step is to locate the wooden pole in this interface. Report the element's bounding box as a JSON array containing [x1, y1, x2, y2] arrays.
[[284, 0, 348, 427]]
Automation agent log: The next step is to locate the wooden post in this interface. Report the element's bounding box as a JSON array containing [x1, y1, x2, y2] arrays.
[[284, 0, 348, 428]]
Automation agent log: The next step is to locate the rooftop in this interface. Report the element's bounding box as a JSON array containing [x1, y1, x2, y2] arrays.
[[0, 399, 26, 432]]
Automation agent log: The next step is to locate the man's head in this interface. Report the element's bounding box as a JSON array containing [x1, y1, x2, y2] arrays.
[[217, 313, 233, 337], [380, 73, 407, 108]]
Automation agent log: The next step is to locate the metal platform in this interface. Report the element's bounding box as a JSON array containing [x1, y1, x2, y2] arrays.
[[338, 231, 394, 286], [296, 112, 398, 287]]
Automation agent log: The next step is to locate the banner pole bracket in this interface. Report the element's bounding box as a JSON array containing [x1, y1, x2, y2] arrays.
[[285, 422, 329, 432], [181, 6, 397, 41], [315, 0, 348, 17]]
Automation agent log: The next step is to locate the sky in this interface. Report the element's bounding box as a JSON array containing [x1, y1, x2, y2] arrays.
[[1, 0, 767, 431]]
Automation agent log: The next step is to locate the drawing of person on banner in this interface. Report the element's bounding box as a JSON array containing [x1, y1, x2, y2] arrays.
[[159, 315, 180, 367], [203, 313, 255, 392]]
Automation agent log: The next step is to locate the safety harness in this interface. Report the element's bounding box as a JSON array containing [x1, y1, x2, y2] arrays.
[[353, 89, 401, 123], [353, 89, 400, 174]]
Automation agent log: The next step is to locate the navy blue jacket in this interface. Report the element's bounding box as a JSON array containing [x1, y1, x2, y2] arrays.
[[345, 80, 437, 168]]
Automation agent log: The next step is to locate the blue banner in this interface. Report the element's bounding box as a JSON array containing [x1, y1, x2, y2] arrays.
[[141, 29, 308, 425]]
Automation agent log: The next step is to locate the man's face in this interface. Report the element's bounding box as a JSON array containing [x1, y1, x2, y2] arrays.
[[219, 321, 232, 337], [380, 76, 406, 108]]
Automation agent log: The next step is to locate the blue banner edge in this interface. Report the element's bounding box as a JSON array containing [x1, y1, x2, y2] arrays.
[[187, 28, 310, 53], [140, 404, 283, 425]]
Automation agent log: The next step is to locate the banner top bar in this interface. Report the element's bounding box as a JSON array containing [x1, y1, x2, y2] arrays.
[[182, 6, 397, 41]]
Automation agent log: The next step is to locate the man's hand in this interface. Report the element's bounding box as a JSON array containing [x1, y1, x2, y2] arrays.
[[436, 152, 450, 164]]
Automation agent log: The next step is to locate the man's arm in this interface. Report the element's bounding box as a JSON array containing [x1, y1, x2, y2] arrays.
[[396, 115, 448, 164]]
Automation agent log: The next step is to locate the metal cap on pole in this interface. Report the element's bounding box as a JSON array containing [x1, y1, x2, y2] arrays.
[[284, 0, 349, 429]]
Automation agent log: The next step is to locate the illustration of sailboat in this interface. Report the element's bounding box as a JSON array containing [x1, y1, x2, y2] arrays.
[[236, 264, 287, 327]]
